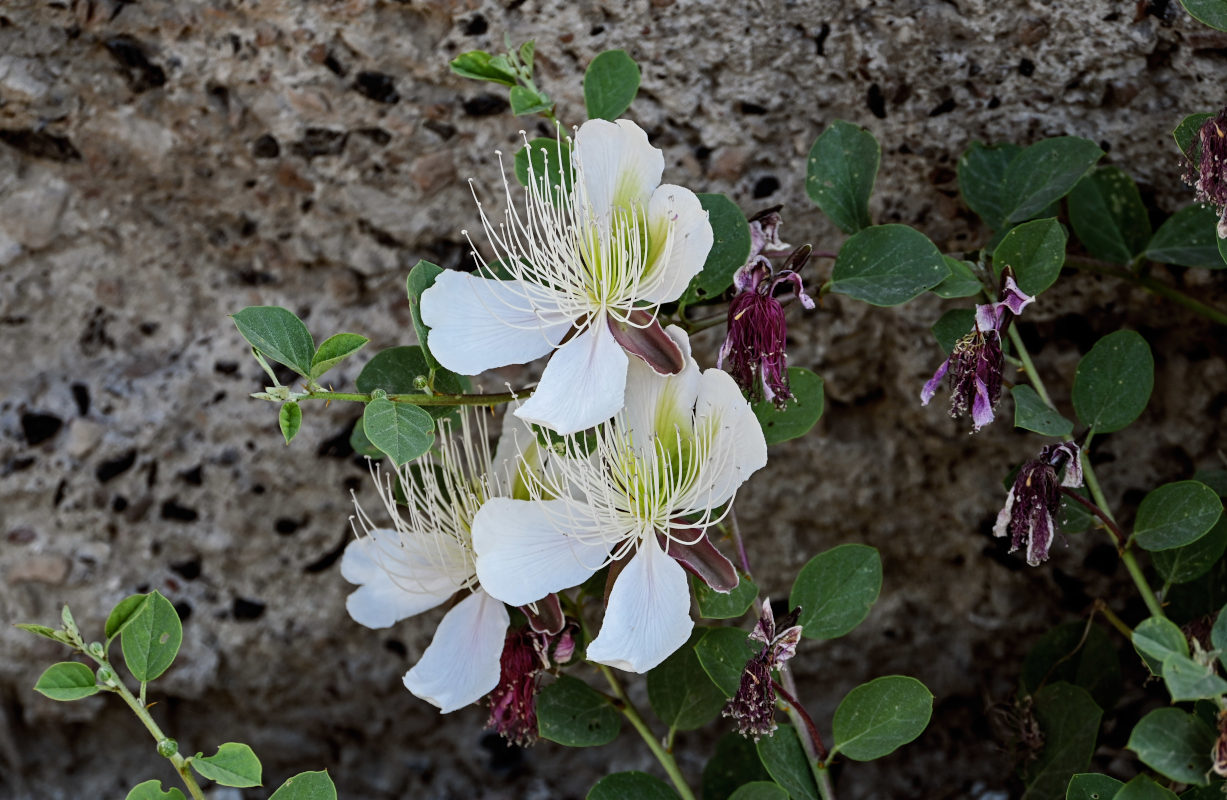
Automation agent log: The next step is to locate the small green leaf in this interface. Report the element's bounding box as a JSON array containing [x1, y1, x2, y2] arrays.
[[1065, 773, 1123, 800], [583, 50, 641, 121], [191, 742, 263, 788], [728, 783, 790, 800], [1114, 775, 1180, 800], [514, 137, 573, 193], [509, 85, 553, 116], [449, 50, 517, 86], [1133, 616, 1190, 676], [1162, 653, 1227, 701], [1154, 516, 1227, 585], [805, 120, 881, 234], [231, 307, 315, 377], [992, 217, 1067, 296], [309, 333, 368, 379], [757, 725, 819, 800], [790, 543, 882, 640], [1212, 604, 1227, 670], [362, 398, 435, 468], [267, 771, 338, 800], [537, 675, 621, 747], [701, 733, 773, 800], [1174, 112, 1214, 161], [1020, 623, 1122, 712], [406, 261, 444, 370], [752, 368, 824, 445], [931, 257, 983, 299], [1002, 137, 1104, 224], [124, 780, 188, 800], [1068, 166, 1151, 263], [106, 593, 149, 642], [678, 194, 753, 306], [587, 771, 678, 800], [348, 417, 382, 458], [16, 623, 68, 644], [694, 627, 757, 697], [357, 345, 467, 420], [830, 676, 933, 762], [830, 224, 949, 306], [692, 573, 758, 620], [278, 401, 302, 445], [1011, 385, 1074, 437], [1145, 204, 1226, 268], [646, 631, 728, 731], [34, 662, 99, 701], [1134, 481, 1223, 551], [958, 141, 1023, 230], [1071, 330, 1153, 434], [1127, 707, 1216, 785], [932, 308, 975, 355], [1022, 683, 1103, 800], [1178, 0, 1227, 31], [120, 591, 183, 682]]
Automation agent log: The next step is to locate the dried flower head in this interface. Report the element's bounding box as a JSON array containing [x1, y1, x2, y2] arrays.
[[724, 604, 803, 740], [1183, 107, 1227, 239], [994, 441, 1083, 566]]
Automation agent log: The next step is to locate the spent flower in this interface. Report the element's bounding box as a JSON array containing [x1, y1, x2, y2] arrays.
[[994, 441, 1082, 566], [1182, 106, 1227, 238], [725, 604, 802, 740]]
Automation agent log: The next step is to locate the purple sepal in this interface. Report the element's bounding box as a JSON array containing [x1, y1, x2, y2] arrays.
[[608, 308, 686, 375], [521, 593, 564, 635], [920, 358, 950, 405], [659, 530, 739, 593], [971, 377, 995, 431]]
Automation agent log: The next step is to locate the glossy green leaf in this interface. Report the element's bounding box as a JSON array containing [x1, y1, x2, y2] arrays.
[[932, 308, 975, 355], [701, 733, 772, 800], [514, 136, 573, 194], [992, 217, 1067, 295], [105, 593, 148, 642], [1115, 775, 1180, 800], [278, 401, 301, 445], [1154, 515, 1227, 585], [1020, 622, 1122, 712], [678, 194, 753, 306], [1071, 330, 1153, 434], [1068, 166, 1151, 263], [361, 397, 435, 468], [646, 631, 727, 731], [583, 50, 640, 121], [805, 120, 880, 234], [356, 345, 467, 420], [1212, 604, 1227, 670], [1174, 112, 1214, 161], [232, 307, 315, 377], [830, 224, 949, 306], [932, 257, 983, 299], [309, 333, 368, 379], [1163, 653, 1227, 701], [1146, 204, 1225, 268], [1133, 616, 1190, 676], [1021, 683, 1103, 800], [1065, 773, 1123, 800], [790, 543, 882, 640], [120, 591, 183, 682], [34, 662, 99, 701], [1179, 0, 1227, 31], [831, 675, 932, 761], [1011, 384, 1074, 437], [728, 783, 790, 800], [752, 368, 824, 444], [692, 573, 758, 620], [1002, 137, 1103, 224], [756, 724, 819, 800], [124, 781, 188, 800], [587, 771, 678, 800], [1134, 481, 1223, 551], [510, 85, 553, 116], [267, 771, 337, 800], [694, 627, 757, 697], [537, 675, 621, 747], [191, 742, 262, 788], [449, 50, 517, 86], [1127, 707, 1215, 785], [406, 260, 444, 370], [958, 141, 1023, 230]]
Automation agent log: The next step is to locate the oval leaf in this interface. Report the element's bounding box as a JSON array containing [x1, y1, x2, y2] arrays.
[[1126, 707, 1215, 785], [587, 771, 678, 800], [1162, 653, 1227, 701], [1145, 204, 1225, 268], [1065, 773, 1123, 800], [646, 631, 727, 731], [191, 742, 262, 788], [231, 307, 315, 377], [702, 733, 772, 800], [805, 120, 880, 234], [931, 257, 983, 299], [1133, 481, 1223, 552], [756, 724, 819, 800], [1068, 166, 1151, 263], [362, 397, 435, 467], [1154, 515, 1227, 584], [752, 368, 824, 445], [692, 573, 758, 620], [728, 783, 790, 800], [357, 345, 468, 420], [1113, 775, 1179, 800], [120, 591, 183, 682], [124, 780, 188, 800], [1011, 385, 1073, 437], [1179, 0, 1227, 31], [106, 593, 149, 642], [406, 261, 444, 370], [958, 141, 1022, 230], [34, 662, 99, 701], [309, 333, 368, 379], [514, 136, 573, 193], [679, 194, 753, 306], [510, 85, 553, 116], [992, 217, 1067, 296], [1020, 622, 1122, 712], [790, 543, 882, 640], [268, 770, 338, 800], [1174, 112, 1214, 161], [449, 50, 517, 86], [694, 627, 757, 697], [278, 401, 302, 445], [537, 675, 621, 747], [831, 675, 933, 761], [830, 224, 949, 306], [1022, 683, 1103, 800], [1002, 137, 1103, 224], [932, 308, 976, 355], [1071, 330, 1153, 434], [584, 50, 640, 121], [1132, 616, 1190, 676]]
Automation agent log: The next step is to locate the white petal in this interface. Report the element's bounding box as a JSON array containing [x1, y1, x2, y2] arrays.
[[680, 368, 768, 511], [473, 497, 612, 606], [419, 270, 573, 375], [403, 590, 509, 713], [586, 536, 693, 673], [574, 119, 663, 223], [639, 185, 713, 304], [341, 531, 460, 629], [623, 325, 700, 458], [489, 405, 541, 499], [515, 321, 629, 435]]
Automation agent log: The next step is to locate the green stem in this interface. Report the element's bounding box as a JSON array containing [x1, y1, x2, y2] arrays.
[[254, 389, 525, 406], [1093, 599, 1134, 640], [596, 664, 696, 800], [1006, 326, 1056, 409], [777, 665, 835, 799], [1066, 256, 1227, 327], [106, 673, 207, 800]]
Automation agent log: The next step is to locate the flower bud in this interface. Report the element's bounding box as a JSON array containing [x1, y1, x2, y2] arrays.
[[96, 665, 115, 684], [157, 738, 178, 758], [88, 641, 105, 659]]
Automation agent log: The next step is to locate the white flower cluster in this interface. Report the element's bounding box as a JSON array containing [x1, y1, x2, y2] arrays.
[[341, 119, 768, 712]]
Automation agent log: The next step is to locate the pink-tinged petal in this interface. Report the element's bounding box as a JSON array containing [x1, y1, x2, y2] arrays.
[[608, 309, 686, 376], [419, 270, 573, 376], [522, 593, 565, 635], [920, 358, 950, 405], [660, 530, 739, 593], [993, 489, 1016, 539], [472, 497, 612, 607], [999, 276, 1034, 316], [639, 184, 713, 304], [974, 302, 1001, 333], [403, 590, 509, 713], [749, 602, 776, 646], [341, 531, 460, 629], [574, 119, 663, 223], [515, 321, 629, 435], [1056, 442, 1084, 488], [683, 367, 768, 510], [971, 377, 995, 431], [586, 535, 694, 673]]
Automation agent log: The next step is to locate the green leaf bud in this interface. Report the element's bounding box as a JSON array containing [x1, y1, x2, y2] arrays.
[[88, 641, 105, 659], [96, 664, 114, 684], [157, 738, 179, 758]]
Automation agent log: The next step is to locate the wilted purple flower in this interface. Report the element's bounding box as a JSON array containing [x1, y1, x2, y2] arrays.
[[724, 604, 803, 740], [994, 441, 1083, 566], [921, 274, 1034, 432], [1183, 107, 1227, 238], [487, 622, 577, 746]]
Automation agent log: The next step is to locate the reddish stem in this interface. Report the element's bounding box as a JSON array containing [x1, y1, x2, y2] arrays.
[[772, 679, 828, 761]]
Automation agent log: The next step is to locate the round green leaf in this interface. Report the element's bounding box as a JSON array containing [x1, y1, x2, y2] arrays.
[[34, 662, 99, 701], [190, 742, 263, 788], [406, 260, 444, 370], [1132, 615, 1190, 676], [1133, 481, 1223, 551], [537, 675, 621, 747], [702, 733, 772, 800], [805, 119, 880, 234], [1162, 652, 1227, 701], [278, 401, 302, 445], [1068, 166, 1151, 263], [756, 724, 819, 800], [348, 417, 382, 459], [831, 675, 933, 761], [1011, 384, 1074, 437], [1212, 604, 1227, 671], [514, 137, 573, 193], [728, 783, 790, 800], [309, 333, 368, 380], [231, 306, 315, 377], [1174, 112, 1214, 161], [958, 141, 1022, 230], [646, 632, 727, 731], [752, 368, 824, 445], [1113, 775, 1179, 800], [992, 217, 1067, 296], [362, 397, 435, 468], [105, 593, 148, 642], [1154, 515, 1227, 584], [120, 591, 183, 682], [931, 257, 984, 299], [1071, 330, 1153, 434], [830, 224, 949, 306], [694, 627, 757, 697], [583, 50, 640, 121], [587, 771, 678, 800], [268, 770, 337, 800], [692, 573, 758, 620], [932, 308, 975, 355], [1022, 683, 1103, 799], [124, 780, 188, 800], [1127, 707, 1216, 785], [357, 345, 468, 420], [790, 543, 882, 640], [678, 194, 753, 306], [1145, 204, 1225, 268], [1001, 137, 1103, 224], [1065, 773, 1123, 800], [1179, 0, 1227, 31]]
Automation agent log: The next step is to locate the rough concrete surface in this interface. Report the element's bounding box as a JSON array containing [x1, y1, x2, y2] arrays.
[[2, 0, 1226, 798]]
